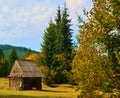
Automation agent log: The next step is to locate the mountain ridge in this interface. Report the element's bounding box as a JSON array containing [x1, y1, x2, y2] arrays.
[[0, 44, 39, 59]]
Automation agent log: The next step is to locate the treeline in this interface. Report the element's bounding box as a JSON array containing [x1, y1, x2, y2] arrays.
[[0, 48, 18, 77], [40, 1, 120, 97], [0, 47, 39, 77], [0, 44, 38, 59]]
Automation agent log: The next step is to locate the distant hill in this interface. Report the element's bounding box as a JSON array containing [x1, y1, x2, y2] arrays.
[[0, 44, 39, 59]]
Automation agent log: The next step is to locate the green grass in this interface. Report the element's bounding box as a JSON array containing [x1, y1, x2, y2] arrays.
[[0, 78, 79, 98]]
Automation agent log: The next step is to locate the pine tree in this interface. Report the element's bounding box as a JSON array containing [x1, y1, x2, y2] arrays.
[[0, 48, 5, 77], [0, 48, 8, 77], [55, 6, 73, 55], [55, 6, 62, 53], [2, 60, 9, 77], [0, 48, 4, 60], [26, 48, 32, 58], [54, 6, 73, 83], [42, 20, 57, 69], [61, 6, 72, 55], [8, 47, 18, 73], [42, 6, 73, 84]]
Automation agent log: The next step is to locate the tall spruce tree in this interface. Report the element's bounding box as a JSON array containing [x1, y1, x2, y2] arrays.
[[54, 6, 73, 83], [55, 6, 72, 56], [8, 47, 18, 73], [55, 6, 62, 53], [26, 48, 32, 58], [42, 20, 57, 69], [61, 6, 72, 55], [42, 6, 73, 84], [0, 48, 8, 77]]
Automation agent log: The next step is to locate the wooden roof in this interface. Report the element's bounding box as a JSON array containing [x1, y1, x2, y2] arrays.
[[8, 60, 45, 78]]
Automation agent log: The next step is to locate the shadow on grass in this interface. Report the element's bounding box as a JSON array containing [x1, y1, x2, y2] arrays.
[[42, 89, 68, 93], [0, 95, 69, 98]]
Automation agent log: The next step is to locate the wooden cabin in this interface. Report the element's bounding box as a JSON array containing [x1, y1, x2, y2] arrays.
[[8, 60, 44, 90]]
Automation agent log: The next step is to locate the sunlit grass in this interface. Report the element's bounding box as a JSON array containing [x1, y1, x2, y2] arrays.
[[0, 78, 79, 98]]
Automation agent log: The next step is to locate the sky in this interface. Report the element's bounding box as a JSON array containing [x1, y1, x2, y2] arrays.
[[0, 0, 92, 51]]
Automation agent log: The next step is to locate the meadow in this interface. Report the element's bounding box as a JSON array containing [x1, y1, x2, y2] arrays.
[[0, 78, 80, 98]]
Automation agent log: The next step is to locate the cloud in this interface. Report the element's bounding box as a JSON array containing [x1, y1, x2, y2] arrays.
[[0, 2, 55, 33], [0, 0, 92, 51], [0, 0, 57, 50], [66, 0, 82, 9]]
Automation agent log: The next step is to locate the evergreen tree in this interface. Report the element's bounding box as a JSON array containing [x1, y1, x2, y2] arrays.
[[41, 6, 73, 84], [2, 60, 9, 77], [0, 48, 8, 77], [55, 6, 73, 55], [26, 48, 32, 58], [0, 48, 4, 60], [55, 6, 62, 53], [8, 47, 18, 73], [61, 6, 72, 55], [42, 20, 57, 69], [54, 6, 73, 83], [0, 48, 5, 77]]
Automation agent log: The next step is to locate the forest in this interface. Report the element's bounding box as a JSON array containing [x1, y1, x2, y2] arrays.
[[0, 0, 120, 97]]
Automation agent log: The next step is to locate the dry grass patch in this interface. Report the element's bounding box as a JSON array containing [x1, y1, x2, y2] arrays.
[[0, 78, 79, 98]]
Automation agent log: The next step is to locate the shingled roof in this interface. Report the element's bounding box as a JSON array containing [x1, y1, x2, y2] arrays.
[[8, 60, 45, 78]]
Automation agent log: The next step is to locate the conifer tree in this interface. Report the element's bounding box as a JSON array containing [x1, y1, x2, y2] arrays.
[[26, 48, 32, 58], [42, 20, 57, 69], [55, 6, 62, 53], [55, 6, 73, 56], [61, 6, 72, 55], [8, 47, 18, 73], [0, 48, 4, 60], [42, 6, 73, 84], [0, 48, 5, 77], [54, 6, 73, 83], [0, 48, 8, 77]]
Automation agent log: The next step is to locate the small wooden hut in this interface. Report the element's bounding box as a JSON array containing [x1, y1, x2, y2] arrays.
[[8, 60, 44, 90]]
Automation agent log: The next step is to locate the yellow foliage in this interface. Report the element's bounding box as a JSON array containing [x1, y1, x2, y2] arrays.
[[26, 53, 38, 63]]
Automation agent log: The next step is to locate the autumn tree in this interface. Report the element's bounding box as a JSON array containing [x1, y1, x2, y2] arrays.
[[70, 18, 110, 95], [26, 53, 39, 64], [90, 0, 120, 90], [70, 0, 120, 96]]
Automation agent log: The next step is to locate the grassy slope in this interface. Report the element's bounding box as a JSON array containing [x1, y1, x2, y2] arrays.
[[0, 78, 79, 98]]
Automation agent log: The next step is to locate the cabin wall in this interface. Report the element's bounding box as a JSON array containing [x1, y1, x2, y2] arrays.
[[9, 77, 22, 90]]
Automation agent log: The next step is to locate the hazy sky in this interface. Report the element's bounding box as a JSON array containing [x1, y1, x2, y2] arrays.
[[0, 0, 92, 51]]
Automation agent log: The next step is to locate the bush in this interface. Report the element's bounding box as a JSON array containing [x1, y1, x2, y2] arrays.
[[40, 66, 56, 86]]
